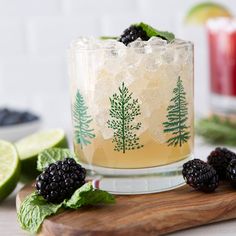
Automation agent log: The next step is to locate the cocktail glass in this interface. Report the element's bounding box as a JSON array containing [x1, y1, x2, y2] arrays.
[[69, 37, 194, 194], [207, 17, 236, 114]]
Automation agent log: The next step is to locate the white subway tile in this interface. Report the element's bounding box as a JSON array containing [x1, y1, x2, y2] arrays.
[[101, 14, 142, 36], [0, 19, 26, 56], [62, 0, 138, 16], [137, 0, 180, 31], [1, 56, 68, 94], [36, 93, 72, 129], [0, 0, 62, 16], [0, 64, 4, 97], [100, 12, 176, 37], [27, 16, 99, 55]]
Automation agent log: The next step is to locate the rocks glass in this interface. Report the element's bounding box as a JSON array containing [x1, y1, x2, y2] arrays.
[[69, 37, 194, 194]]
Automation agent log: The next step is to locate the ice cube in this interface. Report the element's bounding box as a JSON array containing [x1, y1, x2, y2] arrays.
[[149, 127, 166, 144], [71, 37, 90, 49], [101, 127, 113, 140], [72, 37, 102, 50], [128, 38, 148, 54], [102, 42, 127, 74], [128, 38, 146, 48], [103, 39, 126, 58], [147, 110, 167, 144], [161, 48, 174, 64], [95, 109, 113, 140], [147, 36, 167, 46], [143, 54, 161, 72]]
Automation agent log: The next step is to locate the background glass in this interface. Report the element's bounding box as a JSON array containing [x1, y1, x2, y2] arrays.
[[207, 18, 236, 114]]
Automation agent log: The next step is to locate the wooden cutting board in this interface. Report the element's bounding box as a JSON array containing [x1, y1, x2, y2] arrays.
[[16, 183, 236, 236]]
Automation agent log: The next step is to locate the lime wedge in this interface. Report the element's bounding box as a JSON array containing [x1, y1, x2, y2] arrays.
[[0, 140, 20, 202], [185, 2, 232, 24], [15, 129, 68, 182]]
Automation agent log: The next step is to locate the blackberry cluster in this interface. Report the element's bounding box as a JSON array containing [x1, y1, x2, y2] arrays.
[[207, 147, 236, 179], [0, 108, 39, 126], [227, 159, 236, 188], [35, 158, 86, 203], [182, 159, 219, 193], [119, 25, 149, 46]]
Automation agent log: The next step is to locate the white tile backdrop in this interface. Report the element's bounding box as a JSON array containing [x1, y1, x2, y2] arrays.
[[0, 0, 235, 130]]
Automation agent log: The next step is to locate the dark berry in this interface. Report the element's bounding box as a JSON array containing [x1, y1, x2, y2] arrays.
[[0, 107, 39, 126], [50, 182, 58, 190], [1, 112, 22, 126], [40, 173, 49, 180], [20, 111, 38, 122], [49, 163, 57, 170], [118, 25, 150, 46], [182, 159, 219, 193], [207, 147, 236, 180], [52, 175, 60, 182], [62, 163, 70, 172], [35, 158, 86, 203], [226, 159, 236, 188], [65, 157, 76, 165], [36, 181, 44, 189]]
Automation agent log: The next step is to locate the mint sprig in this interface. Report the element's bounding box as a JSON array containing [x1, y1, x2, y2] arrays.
[[66, 182, 115, 209], [17, 192, 63, 233], [37, 148, 76, 172], [135, 22, 175, 43], [18, 182, 115, 233], [18, 148, 115, 233]]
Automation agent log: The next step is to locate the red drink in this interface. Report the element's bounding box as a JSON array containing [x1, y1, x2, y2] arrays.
[[207, 18, 236, 113]]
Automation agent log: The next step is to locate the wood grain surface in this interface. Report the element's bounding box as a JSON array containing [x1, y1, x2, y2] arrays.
[[16, 183, 236, 236]]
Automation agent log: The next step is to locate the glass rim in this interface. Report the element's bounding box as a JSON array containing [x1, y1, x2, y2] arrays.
[[207, 17, 236, 32], [69, 37, 193, 52]]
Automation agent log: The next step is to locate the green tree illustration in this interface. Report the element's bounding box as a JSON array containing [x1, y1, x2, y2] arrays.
[[163, 76, 190, 147], [73, 90, 95, 149], [108, 82, 144, 153]]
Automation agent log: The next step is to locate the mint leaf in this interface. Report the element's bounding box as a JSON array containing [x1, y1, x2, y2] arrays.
[[136, 22, 175, 43], [37, 148, 76, 171], [17, 192, 63, 233], [100, 36, 118, 40], [65, 182, 115, 209], [18, 184, 115, 233]]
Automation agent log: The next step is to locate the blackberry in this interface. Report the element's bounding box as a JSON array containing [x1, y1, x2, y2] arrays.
[[182, 159, 219, 193], [226, 159, 236, 188], [207, 147, 236, 180], [35, 158, 86, 203], [118, 25, 149, 46]]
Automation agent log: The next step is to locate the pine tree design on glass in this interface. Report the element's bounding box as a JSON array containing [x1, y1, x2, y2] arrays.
[[163, 76, 190, 147], [73, 90, 95, 149], [108, 82, 144, 153]]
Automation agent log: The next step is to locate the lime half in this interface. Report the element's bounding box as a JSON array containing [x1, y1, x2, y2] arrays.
[[15, 129, 68, 181], [0, 140, 20, 202], [185, 2, 232, 24]]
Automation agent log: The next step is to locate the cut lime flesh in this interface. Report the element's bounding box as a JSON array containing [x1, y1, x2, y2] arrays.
[[15, 129, 68, 181], [185, 2, 232, 24], [0, 140, 20, 202]]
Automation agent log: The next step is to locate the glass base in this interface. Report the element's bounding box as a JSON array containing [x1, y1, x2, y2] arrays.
[[84, 155, 193, 195]]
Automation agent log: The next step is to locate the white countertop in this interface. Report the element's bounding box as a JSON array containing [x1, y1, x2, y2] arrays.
[[1, 138, 236, 236]]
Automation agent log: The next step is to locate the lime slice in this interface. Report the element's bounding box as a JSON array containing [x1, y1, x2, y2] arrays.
[[0, 140, 20, 202], [15, 129, 68, 182], [185, 2, 232, 24]]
